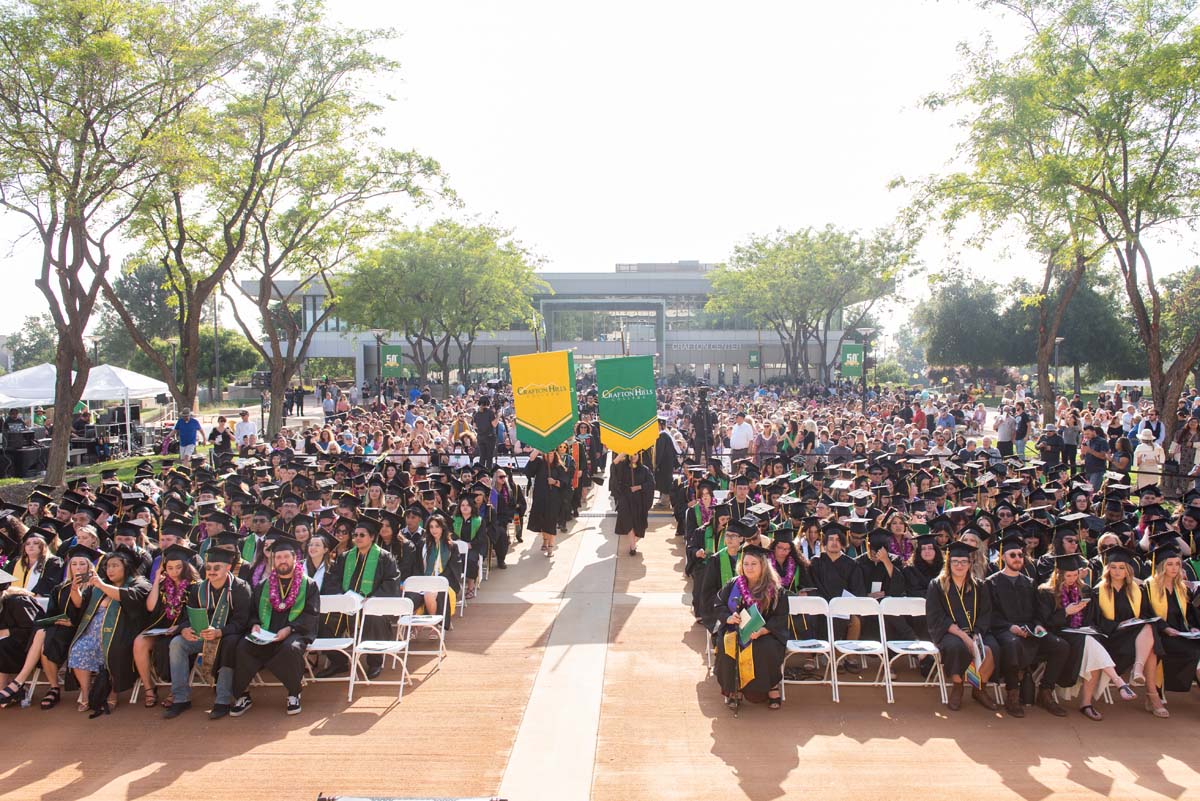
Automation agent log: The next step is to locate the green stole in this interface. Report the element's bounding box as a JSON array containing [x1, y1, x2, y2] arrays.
[[718, 547, 737, 586], [453, 516, 483, 543], [241, 535, 258, 564], [425, 542, 451, 576], [703, 524, 725, 560], [343, 544, 381, 595], [71, 580, 132, 666], [199, 580, 233, 629], [258, 574, 307, 626]]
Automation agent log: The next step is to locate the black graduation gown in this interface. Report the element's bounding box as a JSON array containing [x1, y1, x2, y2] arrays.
[[612, 462, 655, 537], [1088, 583, 1152, 676], [683, 504, 716, 577], [653, 430, 677, 498], [712, 581, 789, 699], [452, 516, 490, 580], [699, 549, 739, 630], [986, 571, 1046, 665], [772, 555, 817, 638], [38, 581, 78, 665], [1156, 590, 1200, 693], [0, 589, 39, 673], [525, 456, 567, 535], [404, 540, 462, 618], [810, 553, 867, 600], [20, 556, 64, 597], [925, 577, 996, 678], [238, 575, 321, 694], [182, 577, 253, 670], [323, 547, 401, 639], [67, 578, 152, 693]]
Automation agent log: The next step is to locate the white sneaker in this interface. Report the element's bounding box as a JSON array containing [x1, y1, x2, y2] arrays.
[[286, 694, 301, 715]]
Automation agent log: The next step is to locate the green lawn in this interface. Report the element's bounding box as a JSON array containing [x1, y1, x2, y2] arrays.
[[0, 454, 175, 494]]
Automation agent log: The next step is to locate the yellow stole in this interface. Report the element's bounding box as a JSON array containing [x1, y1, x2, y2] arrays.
[[1145, 575, 1188, 621]]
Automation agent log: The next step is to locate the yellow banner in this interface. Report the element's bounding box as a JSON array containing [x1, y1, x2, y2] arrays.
[[510, 350, 577, 451]]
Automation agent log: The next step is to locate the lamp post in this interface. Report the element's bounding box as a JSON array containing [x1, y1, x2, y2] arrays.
[[1054, 336, 1065, 398], [369, 329, 388, 408], [856, 327, 876, 410]]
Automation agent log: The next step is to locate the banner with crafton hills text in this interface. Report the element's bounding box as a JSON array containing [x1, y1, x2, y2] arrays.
[[596, 355, 659, 454], [510, 350, 578, 451]]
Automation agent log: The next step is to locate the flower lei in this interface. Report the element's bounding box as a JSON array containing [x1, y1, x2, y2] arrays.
[[1061, 582, 1083, 628], [700, 501, 713, 526], [734, 573, 774, 612], [161, 575, 190, 623], [268, 569, 303, 612], [776, 557, 796, 590]]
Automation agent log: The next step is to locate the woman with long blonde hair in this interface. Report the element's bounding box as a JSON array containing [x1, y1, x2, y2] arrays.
[[712, 544, 789, 710], [1145, 542, 1200, 707], [926, 540, 998, 712], [1089, 547, 1164, 716]]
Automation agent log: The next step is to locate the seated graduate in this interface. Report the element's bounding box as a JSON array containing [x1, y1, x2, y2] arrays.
[[0, 568, 40, 703], [903, 531, 943, 599], [0, 544, 99, 710], [768, 524, 820, 640], [688, 501, 732, 622], [66, 545, 151, 716], [133, 543, 200, 709], [713, 542, 790, 710], [230, 534, 320, 717], [699, 519, 749, 633], [404, 512, 461, 627], [163, 542, 252, 720], [810, 521, 866, 645], [986, 533, 1070, 718], [451, 496, 489, 600], [1144, 539, 1200, 708], [857, 527, 912, 639], [1037, 551, 1136, 722], [9, 527, 63, 596], [1088, 544, 1164, 718], [926, 540, 998, 712], [318, 515, 400, 679], [303, 530, 337, 591]]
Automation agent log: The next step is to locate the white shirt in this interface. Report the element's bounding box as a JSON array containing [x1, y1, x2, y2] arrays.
[[234, 420, 258, 442], [729, 421, 755, 450]]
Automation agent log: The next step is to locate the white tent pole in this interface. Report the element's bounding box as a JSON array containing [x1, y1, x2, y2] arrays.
[[125, 392, 131, 456]]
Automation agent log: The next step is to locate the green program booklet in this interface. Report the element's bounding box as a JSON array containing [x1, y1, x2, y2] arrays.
[[738, 605, 766, 646], [186, 606, 210, 633]]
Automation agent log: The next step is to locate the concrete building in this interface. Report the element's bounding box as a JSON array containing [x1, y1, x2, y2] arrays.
[[253, 261, 843, 386]]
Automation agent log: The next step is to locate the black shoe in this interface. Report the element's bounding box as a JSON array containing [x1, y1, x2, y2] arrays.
[[366, 665, 383, 680], [315, 664, 348, 679], [209, 703, 231, 720], [286, 694, 302, 715], [496, 562, 507, 570], [162, 701, 191, 719], [230, 695, 253, 717]]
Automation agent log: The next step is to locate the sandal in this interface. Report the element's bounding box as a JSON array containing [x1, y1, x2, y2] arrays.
[[1118, 683, 1136, 701], [1145, 697, 1170, 718], [0, 680, 25, 708], [1130, 664, 1146, 687], [767, 694, 782, 710], [40, 687, 61, 710], [143, 688, 158, 708], [1079, 704, 1103, 721]]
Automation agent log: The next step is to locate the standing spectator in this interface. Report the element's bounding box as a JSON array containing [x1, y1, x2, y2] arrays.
[[233, 410, 258, 453], [1136, 408, 1165, 446], [173, 409, 203, 460], [1035, 424, 1064, 467], [1059, 411, 1081, 468], [322, 394, 335, 423], [473, 396, 498, 470], [207, 416, 235, 458], [1167, 417, 1200, 499], [994, 406, 1016, 458], [1012, 402, 1032, 461], [1133, 429, 1166, 490], [727, 411, 754, 463], [1079, 425, 1110, 491]]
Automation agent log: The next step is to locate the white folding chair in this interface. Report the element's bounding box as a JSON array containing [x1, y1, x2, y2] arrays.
[[781, 596, 838, 702], [306, 593, 364, 686], [348, 597, 414, 701], [399, 575, 449, 668], [828, 596, 893, 703], [880, 597, 946, 704], [454, 540, 471, 617]]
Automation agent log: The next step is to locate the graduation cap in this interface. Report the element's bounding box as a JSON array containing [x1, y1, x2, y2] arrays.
[[712, 503, 732, 519], [160, 521, 191, 540], [27, 490, 52, 506], [205, 545, 239, 565], [848, 489, 874, 504], [772, 525, 795, 545], [21, 527, 53, 544], [738, 541, 771, 559], [748, 502, 773, 517], [105, 544, 141, 567], [66, 543, 103, 563], [1049, 552, 1087, 572], [114, 521, 142, 539], [404, 504, 427, 520], [161, 543, 196, 563], [1101, 544, 1136, 565], [866, 527, 892, 551], [927, 513, 954, 532], [960, 523, 991, 542], [725, 519, 755, 538], [999, 533, 1025, 554], [266, 531, 303, 554], [821, 520, 848, 540], [354, 515, 382, 537], [946, 540, 976, 560]]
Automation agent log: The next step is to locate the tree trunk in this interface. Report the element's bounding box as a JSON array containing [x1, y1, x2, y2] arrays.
[[267, 371, 290, 436], [46, 342, 87, 485], [1035, 339, 1055, 425], [1074, 364, 1082, 395]]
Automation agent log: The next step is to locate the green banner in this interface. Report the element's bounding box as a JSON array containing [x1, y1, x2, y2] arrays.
[[596, 355, 659, 454], [381, 344, 405, 378], [840, 343, 863, 379], [748, 349, 761, 369]]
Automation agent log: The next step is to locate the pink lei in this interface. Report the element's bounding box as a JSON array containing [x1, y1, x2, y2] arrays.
[[268, 570, 302, 612]]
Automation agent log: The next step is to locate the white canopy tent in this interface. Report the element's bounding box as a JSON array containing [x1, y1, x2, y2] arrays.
[[0, 363, 168, 450]]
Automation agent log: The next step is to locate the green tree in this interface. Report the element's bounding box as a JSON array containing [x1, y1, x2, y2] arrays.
[[336, 221, 544, 395], [5, 314, 58, 370], [130, 327, 261, 387], [946, 0, 1200, 436], [95, 263, 177, 367], [0, 0, 246, 481], [102, 0, 406, 412], [912, 274, 1006, 374], [1162, 267, 1200, 389], [707, 225, 913, 383]]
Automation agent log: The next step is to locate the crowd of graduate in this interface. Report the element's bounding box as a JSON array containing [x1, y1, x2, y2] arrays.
[[668, 385, 1200, 719], [0, 386, 605, 720]]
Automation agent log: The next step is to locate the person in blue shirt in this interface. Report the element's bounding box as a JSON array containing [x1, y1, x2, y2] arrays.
[[173, 409, 204, 460]]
